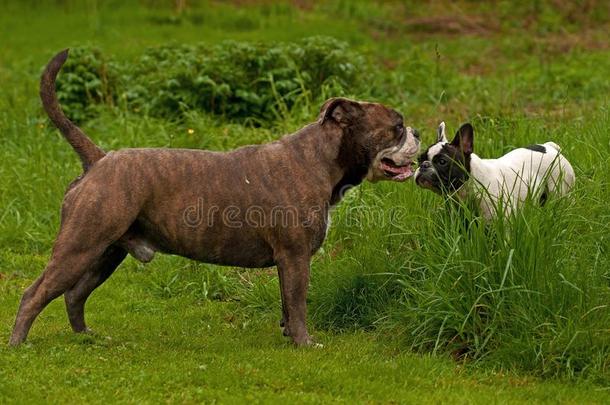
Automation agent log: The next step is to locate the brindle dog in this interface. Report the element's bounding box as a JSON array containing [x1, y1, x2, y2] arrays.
[[10, 49, 420, 347]]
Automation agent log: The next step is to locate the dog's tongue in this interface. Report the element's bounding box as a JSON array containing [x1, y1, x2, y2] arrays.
[[381, 161, 410, 174], [381, 161, 413, 180], [386, 165, 410, 174]]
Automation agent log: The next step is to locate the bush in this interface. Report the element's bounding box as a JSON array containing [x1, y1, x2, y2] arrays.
[[55, 37, 365, 124], [54, 47, 118, 123]]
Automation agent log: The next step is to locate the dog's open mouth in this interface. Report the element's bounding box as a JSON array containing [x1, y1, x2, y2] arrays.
[[415, 176, 433, 189], [415, 176, 442, 194], [380, 158, 414, 181]]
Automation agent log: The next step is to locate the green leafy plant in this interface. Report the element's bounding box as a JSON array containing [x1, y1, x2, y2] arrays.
[[56, 37, 365, 125], [54, 46, 118, 123]]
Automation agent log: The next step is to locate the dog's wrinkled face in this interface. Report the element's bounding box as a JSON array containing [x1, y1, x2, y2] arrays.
[[319, 98, 420, 182], [366, 123, 420, 182], [415, 122, 473, 194]]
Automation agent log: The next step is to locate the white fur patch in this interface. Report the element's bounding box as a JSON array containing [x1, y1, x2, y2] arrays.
[[425, 142, 446, 160], [467, 146, 575, 218]]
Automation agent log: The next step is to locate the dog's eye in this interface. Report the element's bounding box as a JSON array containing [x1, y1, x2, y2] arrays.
[[437, 157, 447, 165], [395, 124, 404, 135]]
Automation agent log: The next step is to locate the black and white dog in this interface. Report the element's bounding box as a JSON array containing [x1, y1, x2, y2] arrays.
[[415, 122, 575, 218]]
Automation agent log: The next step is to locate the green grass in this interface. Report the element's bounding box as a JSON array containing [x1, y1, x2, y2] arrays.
[[1, 0, 609, 402], [0, 257, 608, 403], [1, 263, 609, 403]]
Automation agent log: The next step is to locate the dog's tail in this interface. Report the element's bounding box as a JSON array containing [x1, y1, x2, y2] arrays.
[[40, 49, 105, 171]]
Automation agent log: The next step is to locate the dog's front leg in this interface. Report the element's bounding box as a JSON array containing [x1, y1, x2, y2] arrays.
[[275, 252, 313, 346]]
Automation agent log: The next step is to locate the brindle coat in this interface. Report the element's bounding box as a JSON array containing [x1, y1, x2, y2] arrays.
[[9, 50, 420, 347]]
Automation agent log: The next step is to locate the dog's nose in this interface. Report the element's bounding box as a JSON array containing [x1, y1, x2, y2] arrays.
[[420, 161, 431, 170]]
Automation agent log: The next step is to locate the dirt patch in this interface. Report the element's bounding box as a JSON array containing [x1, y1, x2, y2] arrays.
[[457, 25, 609, 77], [458, 47, 504, 77], [367, 12, 502, 42], [403, 14, 500, 37], [534, 26, 610, 53], [380, 57, 399, 71], [291, 0, 314, 11], [219, 0, 313, 8]]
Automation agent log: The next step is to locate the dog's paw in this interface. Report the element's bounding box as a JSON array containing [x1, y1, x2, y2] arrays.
[[292, 334, 320, 347], [73, 326, 95, 335]]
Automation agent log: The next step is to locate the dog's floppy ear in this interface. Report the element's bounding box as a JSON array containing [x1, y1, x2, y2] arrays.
[[450, 123, 474, 154], [319, 97, 364, 127], [437, 121, 448, 143]]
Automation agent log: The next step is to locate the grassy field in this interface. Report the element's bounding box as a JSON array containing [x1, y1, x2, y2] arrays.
[[1, 0, 609, 402]]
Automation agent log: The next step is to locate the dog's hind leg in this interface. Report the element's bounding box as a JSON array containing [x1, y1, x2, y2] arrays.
[[9, 237, 113, 346], [64, 245, 127, 333]]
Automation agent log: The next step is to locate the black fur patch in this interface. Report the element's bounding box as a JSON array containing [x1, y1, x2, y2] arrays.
[[416, 143, 470, 193], [436, 144, 471, 191], [524, 144, 546, 153]]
